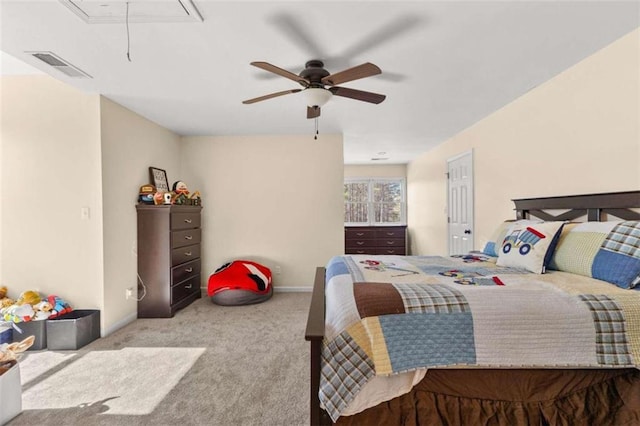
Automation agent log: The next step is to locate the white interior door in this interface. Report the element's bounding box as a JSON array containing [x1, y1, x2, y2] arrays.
[[447, 151, 474, 255]]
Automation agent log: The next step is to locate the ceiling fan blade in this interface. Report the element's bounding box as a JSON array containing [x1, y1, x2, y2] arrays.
[[321, 62, 381, 86], [250, 62, 309, 86], [328, 87, 386, 104], [242, 89, 302, 104], [307, 106, 321, 119], [269, 14, 327, 60], [341, 15, 423, 60]]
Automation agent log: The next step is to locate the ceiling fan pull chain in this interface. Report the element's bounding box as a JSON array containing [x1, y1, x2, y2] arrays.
[[126, 1, 132, 62], [314, 117, 319, 140]]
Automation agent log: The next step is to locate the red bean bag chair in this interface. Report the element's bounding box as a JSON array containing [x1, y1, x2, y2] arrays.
[[207, 260, 273, 306]]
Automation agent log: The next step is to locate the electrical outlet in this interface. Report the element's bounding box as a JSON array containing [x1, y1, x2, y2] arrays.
[[125, 288, 134, 299], [274, 265, 282, 275]]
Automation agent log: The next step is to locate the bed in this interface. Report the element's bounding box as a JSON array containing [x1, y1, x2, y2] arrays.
[[305, 191, 640, 425]]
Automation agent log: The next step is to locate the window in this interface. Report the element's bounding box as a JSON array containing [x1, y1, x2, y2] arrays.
[[344, 178, 406, 225]]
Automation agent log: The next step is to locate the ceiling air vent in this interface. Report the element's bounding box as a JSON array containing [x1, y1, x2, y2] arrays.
[[27, 52, 92, 78]]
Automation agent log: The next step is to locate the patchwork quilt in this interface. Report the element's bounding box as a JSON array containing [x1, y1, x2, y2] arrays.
[[320, 255, 640, 421]]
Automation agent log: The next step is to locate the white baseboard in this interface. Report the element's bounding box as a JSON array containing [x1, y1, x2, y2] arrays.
[[201, 286, 312, 293], [274, 286, 312, 293], [102, 311, 137, 337]]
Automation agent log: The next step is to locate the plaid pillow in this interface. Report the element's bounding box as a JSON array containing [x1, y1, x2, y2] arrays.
[[549, 221, 640, 289]]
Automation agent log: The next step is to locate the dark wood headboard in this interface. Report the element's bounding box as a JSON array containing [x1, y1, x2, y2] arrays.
[[512, 190, 640, 222]]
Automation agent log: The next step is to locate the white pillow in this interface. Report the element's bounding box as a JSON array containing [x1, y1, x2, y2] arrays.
[[496, 221, 565, 273]]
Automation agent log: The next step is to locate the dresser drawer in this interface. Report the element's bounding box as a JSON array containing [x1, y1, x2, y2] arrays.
[[375, 227, 406, 239], [171, 244, 201, 266], [171, 275, 200, 305], [345, 228, 376, 240], [171, 212, 201, 230], [376, 238, 405, 248], [375, 248, 406, 255], [345, 248, 374, 255], [346, 239, 377, 249], [171, 259, 201, 284], [171, 228, 201, 249]]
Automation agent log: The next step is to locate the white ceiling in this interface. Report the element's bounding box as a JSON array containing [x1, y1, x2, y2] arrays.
[[1, 1, 638, 164]]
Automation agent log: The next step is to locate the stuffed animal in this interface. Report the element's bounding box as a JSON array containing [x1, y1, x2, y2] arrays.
[[0, 298, 15, 309], [2, 303, 34, 323], [47, 295, 72, 319], [0, 286, 14, 309], [33, 301, 53, 320], [16, 290, 41, 306]]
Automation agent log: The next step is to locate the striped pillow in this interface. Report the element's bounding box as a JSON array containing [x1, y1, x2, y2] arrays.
[[549, 221, 640, 289]]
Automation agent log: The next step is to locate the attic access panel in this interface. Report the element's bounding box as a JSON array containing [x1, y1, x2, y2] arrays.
[[59, 0, 203, 23]]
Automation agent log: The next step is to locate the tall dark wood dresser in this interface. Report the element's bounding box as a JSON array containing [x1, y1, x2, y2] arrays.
[[344, 226, 407, 255], [136, 204, 202, 318]]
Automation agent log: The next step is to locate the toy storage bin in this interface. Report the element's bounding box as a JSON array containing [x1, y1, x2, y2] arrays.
[[12, 320, 47, 350], [46, 310, 100, 350], [0, 323, 11, 344], [0, 360, 22, 424]]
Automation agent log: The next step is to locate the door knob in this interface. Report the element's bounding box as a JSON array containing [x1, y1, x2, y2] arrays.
[[464, 229, 472, 234]]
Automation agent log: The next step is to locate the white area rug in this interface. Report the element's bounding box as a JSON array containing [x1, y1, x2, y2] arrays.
[[21, 347, 205, 415]]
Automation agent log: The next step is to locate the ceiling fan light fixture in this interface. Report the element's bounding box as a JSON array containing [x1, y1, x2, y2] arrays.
[[305, 88, 332, 107]]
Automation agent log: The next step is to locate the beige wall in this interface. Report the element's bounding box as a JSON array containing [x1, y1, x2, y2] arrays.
[[407, 29, 640, 256], [344, 164, 407, 178], [180, 134, 344, 290], [1, 76, 104, 312], [100, 97, 182, 334], [0, 77, 182, 335]]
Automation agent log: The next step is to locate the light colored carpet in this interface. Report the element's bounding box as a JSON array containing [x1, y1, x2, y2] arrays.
[[9, 292, 311, 426]]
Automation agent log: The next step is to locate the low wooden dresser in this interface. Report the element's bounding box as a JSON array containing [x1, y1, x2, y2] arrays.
[[136, 204, 202, 318], [344, 225, 407, 255]]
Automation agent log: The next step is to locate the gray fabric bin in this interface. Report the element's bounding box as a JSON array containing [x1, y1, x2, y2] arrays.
[[46, 310, 100, 350], [12, 320, 47, 350]]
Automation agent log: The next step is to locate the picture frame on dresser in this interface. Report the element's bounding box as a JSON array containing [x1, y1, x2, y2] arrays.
[[149, 166, 169, 193]]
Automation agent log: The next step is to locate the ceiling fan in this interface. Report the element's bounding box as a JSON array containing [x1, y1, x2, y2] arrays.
[[242, 60, 386, 119]]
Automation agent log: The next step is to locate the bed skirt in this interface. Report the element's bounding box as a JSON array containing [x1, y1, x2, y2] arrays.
[[334, 368, 640, 426]]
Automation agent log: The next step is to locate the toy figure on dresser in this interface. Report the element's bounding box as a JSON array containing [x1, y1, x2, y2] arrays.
[[138, 184, 156, 204], [137, 180, 201, 206], [189, 191, 201, 206], [171, 180, 189, 205], [171, 181, 202, 205]]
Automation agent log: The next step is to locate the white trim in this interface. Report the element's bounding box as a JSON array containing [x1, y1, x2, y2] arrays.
[[446, 149, 474, 163], [273, 286, 312, 293], [200, 285, 312, 293], [102, 311, 137, 337]]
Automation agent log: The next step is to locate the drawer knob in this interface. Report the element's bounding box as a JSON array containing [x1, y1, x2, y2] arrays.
[[387, 241, 394, 245], [185, 283, 193, 289], [184, 219, 192, 224], [185, 235, 193, 240], [356, 232, 364, 236], [185, 267, 193, 273], [184, 251, 192, 256], [386, 232, 394, 236], [356, 241, 364, 245]]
